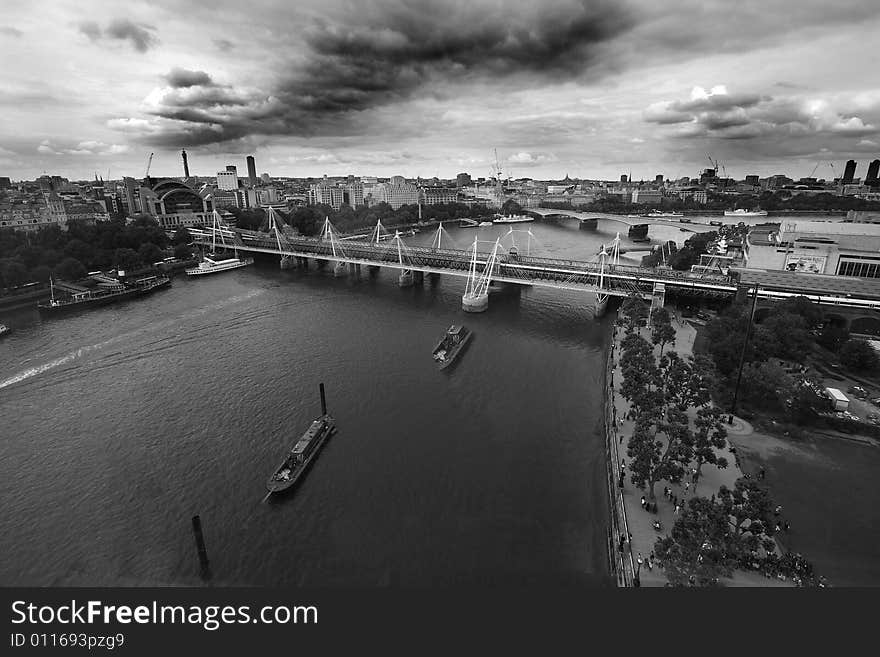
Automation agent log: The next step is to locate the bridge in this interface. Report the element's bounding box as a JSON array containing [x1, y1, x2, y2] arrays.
[[189, 210, 880, 314]]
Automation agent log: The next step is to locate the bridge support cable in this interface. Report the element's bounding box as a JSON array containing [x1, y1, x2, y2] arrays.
[[463, 237, 501, 312]]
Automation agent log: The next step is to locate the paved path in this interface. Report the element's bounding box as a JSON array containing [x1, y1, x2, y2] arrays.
[[608, 313, 790, 586]]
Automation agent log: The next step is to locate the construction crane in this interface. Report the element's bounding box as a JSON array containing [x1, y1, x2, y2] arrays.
[[808, 161, 821, 179], [706, 154, 719, 175], [144, 152, 154, 180]]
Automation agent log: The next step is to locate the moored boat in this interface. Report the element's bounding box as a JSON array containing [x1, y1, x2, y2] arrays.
[[0, 323, 9, 338], [185, 254, 254, 276], [479, 221, 494, 227], [494, 214, 534, 224], [37, 274, 171, 314], [724, 208, 768, 217], [267, 384, 336, 494], [432, 325, 472, 370]]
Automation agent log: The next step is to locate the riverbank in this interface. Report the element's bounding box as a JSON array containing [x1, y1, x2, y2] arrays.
[[606, 311, 792, 587]]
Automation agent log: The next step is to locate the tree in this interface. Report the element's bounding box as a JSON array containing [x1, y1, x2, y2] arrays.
[[30, 265, 52, 284], [654, 497, 741, 586], [0, 258, 29, 288], [114, 248, 141, 272], [173, 243, 192, 260], [138, 242, 164, 265], [839, 339, 880, 372], [620, 293, 648, 332], [500, 199, 523, 215], [817, 323, 849, 352], [651, 307, 676, 356], [172, 228, 192, 245], [761, 311, 812, 361], [738, 361, 795, 411], [54, 257, 87, 282], [716, 478, 777, 553], [777, 296, 823, 329], [691, 406, 728, 489]]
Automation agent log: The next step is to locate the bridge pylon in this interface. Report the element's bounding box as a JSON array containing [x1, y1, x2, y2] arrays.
[[462, 237, 501, 313]]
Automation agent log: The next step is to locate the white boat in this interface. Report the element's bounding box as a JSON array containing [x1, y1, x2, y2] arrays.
[[186, 254, 254, 276], [494, 214, 534, 224], [648, 210, 684, 218], [724, 208, 768, 217], [479, 221, 494, 227], [0, 323, 9, 338], [186, 210, 255, 276]]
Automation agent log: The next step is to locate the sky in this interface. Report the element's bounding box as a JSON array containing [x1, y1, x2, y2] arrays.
[[1, 0, 879, 182]]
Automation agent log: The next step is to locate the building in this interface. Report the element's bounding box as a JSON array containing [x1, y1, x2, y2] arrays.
[[123, 177, 140, 215], [308, 177, 344, 210], [744, 175, 760, 186], [843, 160, 857, 183], [421, 187, 458, 205], [246, 156, 257, 188], [138, 178, 213, 228], [0, 177, 11, 189], [631, 189, 662, 205], [677, 189, 707, 204], [374, 178, 420, 209], [655, 174, 664, 183], [257, 187, 279, 206], [620, 175, 628, 183], [217, 169, 239, 191], [343, 182, 364, 208], [745, 220, 880, 278], [456, 173, 472, 187], [0, 192, 69, 231], [866, 159, 880, 187]]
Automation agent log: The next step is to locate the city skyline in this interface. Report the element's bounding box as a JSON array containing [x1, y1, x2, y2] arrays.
[[1, 0, 879, 181]]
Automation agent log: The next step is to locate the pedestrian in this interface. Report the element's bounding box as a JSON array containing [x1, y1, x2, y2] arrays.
[[637, 552, 643, 566], [775, 505, 782, 517], [640, 495, 646, 509], [774, 523, 781, 533], [674, 504, 681, 515], [685, 482, 690, 494], [784, 521, 790, 532], [620, 434, 624, 444]]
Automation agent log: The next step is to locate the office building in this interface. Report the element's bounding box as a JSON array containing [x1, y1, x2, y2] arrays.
[[866, 159, 880, 187], [456, 173, 472, 187], [421, 187, 459, 205], [217, 169, 239, 191], [0, 177, 11, 189], [246, 156, 257, 188], [655, 174, 664, 184], [343, 182, 364, 208], [843, 160, 857, 183], [620, 174, 628, 183], [631, 189, 662, 205], [744, 175, 760, 186], [308, 177, 344, 210], [374, 178, 419, 209], [181, 149, 190, 178]]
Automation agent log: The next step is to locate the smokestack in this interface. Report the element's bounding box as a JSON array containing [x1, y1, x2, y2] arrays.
[[181, 149, 190, 178]]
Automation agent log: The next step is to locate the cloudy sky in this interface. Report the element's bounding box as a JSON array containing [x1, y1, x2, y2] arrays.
[[1, 0, 879, 181]]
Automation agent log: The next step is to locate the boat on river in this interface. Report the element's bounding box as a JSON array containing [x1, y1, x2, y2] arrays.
[[267, 384, 336, 494], [37, 274, 171, 314], [432, 325, 472, 370]]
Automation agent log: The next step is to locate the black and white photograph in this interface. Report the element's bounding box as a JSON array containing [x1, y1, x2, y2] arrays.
[[2, 0, 880, 641]]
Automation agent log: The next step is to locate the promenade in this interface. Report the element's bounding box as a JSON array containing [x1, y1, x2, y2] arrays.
[[606, 311, 791, 587]]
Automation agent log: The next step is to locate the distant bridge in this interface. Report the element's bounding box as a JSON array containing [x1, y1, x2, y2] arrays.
[[189, 210, 880, 314]]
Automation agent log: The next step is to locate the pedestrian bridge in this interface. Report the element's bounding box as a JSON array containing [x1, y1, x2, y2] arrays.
[[189, 210, 880, 313]]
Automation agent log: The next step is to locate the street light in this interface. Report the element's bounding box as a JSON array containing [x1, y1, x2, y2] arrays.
[[730, 285, 760, 418]]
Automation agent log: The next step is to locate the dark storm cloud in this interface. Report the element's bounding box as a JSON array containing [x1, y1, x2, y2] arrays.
[[79, 18, 158, 52], [164, 68, 215, 88], [130, 0, 636, 147]]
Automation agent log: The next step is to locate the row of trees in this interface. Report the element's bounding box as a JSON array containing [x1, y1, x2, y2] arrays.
[[0, 218, 192, 289], [617, 295, 821, 585], [228, 201, 497, 236], [543, 190, 880, 215], [619, 297, 728, 502]]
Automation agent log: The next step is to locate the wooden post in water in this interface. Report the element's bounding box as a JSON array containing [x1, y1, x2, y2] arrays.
[[191, 515, 212, 580], [320, 382, 327, 415]]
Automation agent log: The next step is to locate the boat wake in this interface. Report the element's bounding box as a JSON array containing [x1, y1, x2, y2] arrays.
[[0, 289, 265, 391]]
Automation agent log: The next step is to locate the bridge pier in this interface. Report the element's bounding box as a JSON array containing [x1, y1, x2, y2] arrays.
[[648, 282, 666, 322], [398, 269, 414, 287], [413, 270, 424, 285], [427, 272, 440, 286], [594, 293, 608, 317], [368, 265, 380, 277], [280, 255, 295, 270], [334, 261, 348, 278], [349, 262, 360, 278], [315, 259, 327, 270], [462, 292, 489, 313], [298, 257, 309, 269]]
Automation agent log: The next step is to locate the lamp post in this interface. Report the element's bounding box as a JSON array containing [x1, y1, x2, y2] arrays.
[[730, 285, 760, 418]]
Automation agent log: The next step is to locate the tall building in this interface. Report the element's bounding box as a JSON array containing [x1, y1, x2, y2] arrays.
[[456, 173, 472, 187], [0, 177, 11, 189], [620, 174, 628, 183], [744, 175, 760, 186], [123, 177, 140, 214], [654, 174, 664, 184], [866, 159, 880, 187], [843, 160, 857, 183], [217, 169, 239, 191], [421, 187, 458, 205], [246, 156, 257, 188], [181, 149, 190, 178]]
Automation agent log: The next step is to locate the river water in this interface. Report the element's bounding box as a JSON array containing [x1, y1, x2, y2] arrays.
[[0, 214, 836, 586]]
